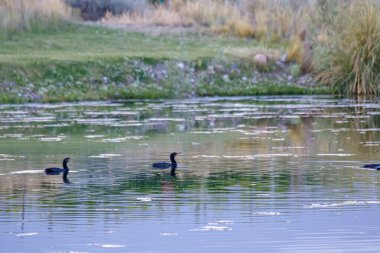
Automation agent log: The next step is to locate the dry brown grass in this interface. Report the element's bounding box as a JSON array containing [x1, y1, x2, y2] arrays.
[[0, 0, 72, 34], [102, 0, 315, 40], [102, 0, 256, 37], [249, 1, 311, 41]]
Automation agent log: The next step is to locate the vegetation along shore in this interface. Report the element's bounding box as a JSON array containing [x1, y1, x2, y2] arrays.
[[1, 0, 379, 103]]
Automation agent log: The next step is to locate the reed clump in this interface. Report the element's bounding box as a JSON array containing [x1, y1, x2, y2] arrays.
[[316, 1, 380, 95], [0, 0, 72, 36]]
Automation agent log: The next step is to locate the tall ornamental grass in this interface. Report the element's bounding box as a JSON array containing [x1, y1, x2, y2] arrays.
[[316, 1, 380, 95]]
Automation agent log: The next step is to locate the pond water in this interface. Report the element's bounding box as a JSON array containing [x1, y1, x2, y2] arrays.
[[1, 96, 380, 253]]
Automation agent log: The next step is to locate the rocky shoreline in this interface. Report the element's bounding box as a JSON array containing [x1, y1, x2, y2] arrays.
[[0, 57, 323, 103]]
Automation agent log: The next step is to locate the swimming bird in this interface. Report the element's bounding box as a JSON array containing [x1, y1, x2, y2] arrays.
[[45, 157, 71, 184], [363, 163, 380, 170], [152, 152, 179, 176]]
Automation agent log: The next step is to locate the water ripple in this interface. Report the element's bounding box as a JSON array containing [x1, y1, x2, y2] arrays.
[[304, 201, 380, 209]]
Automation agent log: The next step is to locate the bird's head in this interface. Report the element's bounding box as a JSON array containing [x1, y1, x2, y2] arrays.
[[63, 157, 71, 164], [170, 152, 180, 158]]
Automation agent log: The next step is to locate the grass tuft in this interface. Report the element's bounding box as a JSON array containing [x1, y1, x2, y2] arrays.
[[287, 31, 313, 74], [316, 1, 380, 95], [231, 20, 255, 38], [0, 0, 72, 37]]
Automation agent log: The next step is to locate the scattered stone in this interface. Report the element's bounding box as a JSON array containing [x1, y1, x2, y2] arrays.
[[177, 62, 185, 69], [253, 54, 269, 66], [126, 75, 135, 85], [214, 64, 224, 73], [280, 54, 288, 63], [222, 74, 230, 82], [102, 76, 109, 84]]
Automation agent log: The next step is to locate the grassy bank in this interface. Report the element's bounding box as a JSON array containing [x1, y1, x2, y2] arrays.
[[2, 0, 380, 100], [102, 0, 380, 96], [0, 24, 330, 103]]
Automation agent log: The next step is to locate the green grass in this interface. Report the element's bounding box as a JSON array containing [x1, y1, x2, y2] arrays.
[[0, 24, 330, 103], [0, 24, 258, 63], [196, 83, 331, 96]]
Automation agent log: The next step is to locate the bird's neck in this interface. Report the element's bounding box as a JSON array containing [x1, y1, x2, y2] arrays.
[[63, 162, 69, 170], [170, 159, 177, 176]]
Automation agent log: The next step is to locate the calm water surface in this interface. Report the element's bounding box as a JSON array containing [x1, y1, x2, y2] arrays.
[[1, 96, 380, 252]]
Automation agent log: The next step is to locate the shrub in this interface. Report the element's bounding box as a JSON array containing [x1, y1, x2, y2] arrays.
[[65, 0, 149, 21], [316, 1, 380, 95]]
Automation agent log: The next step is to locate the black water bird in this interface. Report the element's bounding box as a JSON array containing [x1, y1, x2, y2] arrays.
[[363, 163, 380, 170], [152, 152, 179, 176], [45, 157, 71, 184]]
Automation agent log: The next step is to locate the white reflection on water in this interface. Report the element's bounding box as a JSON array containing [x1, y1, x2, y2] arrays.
[[40, 137, 65, 142], [136, 197, 153, 202], [89, 154, 122, 158], [190, 223, 233, 232], [304, 201, 380, 209], [317, 153, 355, 157], [0, 170, 42, 175], [160, 233, 179, 236], [254, 211, 281, 216], [88, 243, 126, 248], [16, 232, 39, 237]]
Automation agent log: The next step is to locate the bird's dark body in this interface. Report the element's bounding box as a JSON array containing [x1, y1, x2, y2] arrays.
[[363, 164, 380, 170], [152, 162, 172, 169], [45, 167, 64, 175], [152, 152, 179, 176]]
